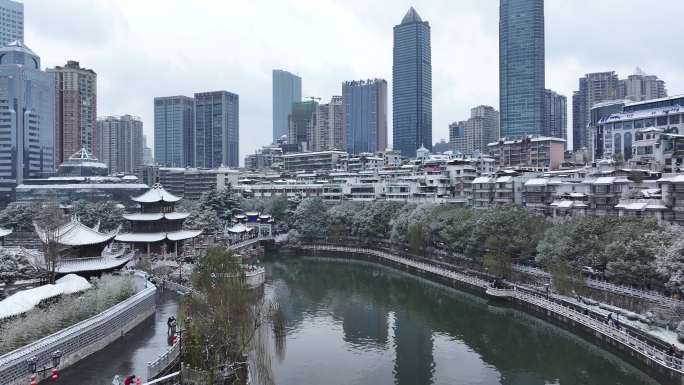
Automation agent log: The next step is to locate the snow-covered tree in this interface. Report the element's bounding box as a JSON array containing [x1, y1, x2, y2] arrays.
[[290, 198, 328, 240], [656, 227, 684, 289]]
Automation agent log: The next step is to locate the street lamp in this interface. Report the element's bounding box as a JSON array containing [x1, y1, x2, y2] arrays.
[[27, 350, 62, 384]]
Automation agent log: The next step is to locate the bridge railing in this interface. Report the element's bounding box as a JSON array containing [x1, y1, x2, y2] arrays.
[[146, 340, 180, 381], [299, 243, 684, 375]]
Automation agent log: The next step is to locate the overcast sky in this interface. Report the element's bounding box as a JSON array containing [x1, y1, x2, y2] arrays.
[[24, 0, 684, 163]]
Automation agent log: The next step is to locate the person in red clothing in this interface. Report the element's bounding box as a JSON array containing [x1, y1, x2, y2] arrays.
[[123, 375, 135, 385]]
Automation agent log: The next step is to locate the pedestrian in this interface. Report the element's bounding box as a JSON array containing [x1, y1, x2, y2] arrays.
[[111, 375, 121, 385], [124, 375, 135, 385], [607, 313, 613, 324], [135, 377, 142, 385]]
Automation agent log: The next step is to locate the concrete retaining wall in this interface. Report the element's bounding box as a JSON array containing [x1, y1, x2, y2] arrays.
[[0, 272, 156, 385]]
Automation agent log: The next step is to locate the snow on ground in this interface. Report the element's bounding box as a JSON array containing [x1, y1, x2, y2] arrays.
[[55, 274, 92, 294], [0, 274, 92, 319]]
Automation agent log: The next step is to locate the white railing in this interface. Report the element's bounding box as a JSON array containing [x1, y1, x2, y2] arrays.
[[301, 243, 684, 375], [146, 341, 180, 380], [511, 261, 678, 306]]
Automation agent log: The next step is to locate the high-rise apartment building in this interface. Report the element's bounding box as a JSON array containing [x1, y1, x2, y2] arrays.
[[572, 72, 620, 151], [313, 96, 345, 152], [543, 89, 567, 143], [288, 100, 318, 152], [620, 68, 667, 102], [154, 95, 194, 167], [0, 42, 55, 193], [194, 91, 239, 168], [96, 115, 144, 174], [273, 69, 302, 142], [572, 70, 667, 151], [0, 0, 22, 46], [49, 61, 97, 165], [142, 135, 154, 165], [393, 7, 432, 158], [343, 79, 388, 154], [499, 0, 545, 138], [449, 105, 499, 155]]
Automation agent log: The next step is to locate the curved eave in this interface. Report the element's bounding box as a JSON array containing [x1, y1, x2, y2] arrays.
[[115, 232, 166, 243], [123, 213, 164, 221], [166, 230, 203, 241]]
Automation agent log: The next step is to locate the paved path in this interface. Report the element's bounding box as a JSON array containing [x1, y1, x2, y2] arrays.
[[57, 291, 180, 384]]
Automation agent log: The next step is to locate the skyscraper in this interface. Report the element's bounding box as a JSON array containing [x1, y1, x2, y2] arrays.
[[0, 0, 23, 46], [49, 61, 97, 165], [273, 69, 302, 142], [0, 41, 55, 191], [96, 115, 144, 174], [313, 96, 345, 152], [288, 100, 318, 152], [343, 79, 388, 154], [572, 72, 621, 150], [154, 95, 194, 167], [543, 89, 567, 143], [499, 0, 545, 138], [194, 91, 239, 168], [393, 7, 432, 158]]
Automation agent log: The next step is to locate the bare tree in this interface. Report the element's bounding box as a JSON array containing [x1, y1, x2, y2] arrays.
[[35, 201, 66, 284]]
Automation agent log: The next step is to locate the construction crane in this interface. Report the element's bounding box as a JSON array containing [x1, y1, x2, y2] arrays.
[[304, 96, 321, 102]]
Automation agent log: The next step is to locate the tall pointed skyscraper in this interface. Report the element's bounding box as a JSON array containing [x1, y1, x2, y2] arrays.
[[499, 0, 545, 139], [392, 7, 432, 158]]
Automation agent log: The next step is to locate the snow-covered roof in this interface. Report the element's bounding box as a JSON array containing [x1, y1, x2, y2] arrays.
[[167, 230, 203, 241], [164, 212, 190, 220], [0, 274, 91, 319], [131, 183, 182, 203], [123, 213, 164, 221], [115, 232, 166, 243], [594, 177, 616, 185], [495, 176, 513, 183], [551, 200, 574, 208], [35, 219, 118, 246], [659, 175, 684, 183], [472, 177, 493, 184], [227, 223, 250, 233], [0, 227, 12, 237], [56, 254, 134, 274], [525, 178, 548, 186]]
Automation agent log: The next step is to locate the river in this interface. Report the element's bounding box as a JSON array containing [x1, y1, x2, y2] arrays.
[[262, 256, 659, 385]]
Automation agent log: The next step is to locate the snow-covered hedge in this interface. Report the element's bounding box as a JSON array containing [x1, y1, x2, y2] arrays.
[[0, 274, 135, 354], [0, 247, 41, 281]]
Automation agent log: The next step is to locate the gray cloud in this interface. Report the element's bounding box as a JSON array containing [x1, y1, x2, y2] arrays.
[[23, 0, 684, 162]]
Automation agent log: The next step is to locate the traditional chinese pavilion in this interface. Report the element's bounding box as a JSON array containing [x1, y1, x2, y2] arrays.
[[115, 183, 202, 256], [34, 218, 119, 259]]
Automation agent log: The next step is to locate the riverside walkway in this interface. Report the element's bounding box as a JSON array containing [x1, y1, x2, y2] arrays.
[[57, 291, 180, 385], [299, 243, 684, 379]]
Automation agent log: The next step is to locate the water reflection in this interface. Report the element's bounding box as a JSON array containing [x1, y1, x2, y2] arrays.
[[264, 257, 658, 385]]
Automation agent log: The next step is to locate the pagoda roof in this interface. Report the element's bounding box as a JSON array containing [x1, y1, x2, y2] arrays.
[[227, 223, 253, 233], [35, 219, 119, 246], [115, 232, 166, 243], [132, 183, 182, 203], [56, 253, 135, 274], [167, 230, 203, 241], [123, 212, 191, 221], [115, 229, 202, 243]]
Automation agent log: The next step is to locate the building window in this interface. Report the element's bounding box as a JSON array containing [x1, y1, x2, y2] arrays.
[[657, 116, 668, 126], [670, 114, 681, 124]]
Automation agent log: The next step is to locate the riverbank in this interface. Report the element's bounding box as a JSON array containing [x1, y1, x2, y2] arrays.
[[284, 244, 684, 385]]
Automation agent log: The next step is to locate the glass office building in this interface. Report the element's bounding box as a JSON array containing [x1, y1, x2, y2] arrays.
[[154, 95, 194, 167], [194, 91, 239, 168], [499, 0, 545, 138], [273, 69, 301, 142], [343, 79, 387, 154], [392, 7, 432, 158]]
